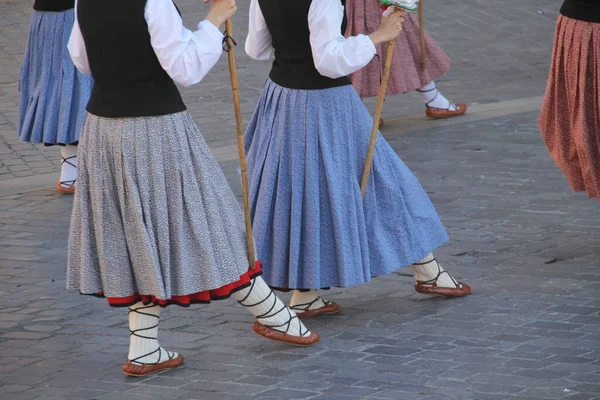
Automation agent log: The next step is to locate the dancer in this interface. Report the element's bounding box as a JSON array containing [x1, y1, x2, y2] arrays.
[[18, 0, 93, 194], [345, 0, 466, 122], [67, 0, 319, 377], [245, 0, 471, 318], [539, 0, 600, 203]]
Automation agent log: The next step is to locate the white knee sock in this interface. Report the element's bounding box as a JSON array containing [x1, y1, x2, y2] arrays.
[[232, 277, 312, 337], [412, 253, 459, 288], [128, 302, 177, 365], [417, 82, 457, 111], [59, 145, 78, 187], [290, 290, 328, 311]]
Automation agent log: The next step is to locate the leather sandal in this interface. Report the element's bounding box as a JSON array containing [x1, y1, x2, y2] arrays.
[[290, 297, 342, 319], [413, 258, 472, 297], [123, 352, 184, 377], [253, 321, 320, 346], [425, 103, 467, 118]]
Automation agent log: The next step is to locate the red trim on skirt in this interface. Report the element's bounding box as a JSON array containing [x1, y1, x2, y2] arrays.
[[86, 261, 263, 308]]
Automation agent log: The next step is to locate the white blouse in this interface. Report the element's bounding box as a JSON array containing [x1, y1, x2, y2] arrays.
[[245, 0, 377, 79], [68, 0, 224, 88]]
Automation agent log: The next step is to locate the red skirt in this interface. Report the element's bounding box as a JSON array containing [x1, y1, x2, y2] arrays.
[[345, 1, 451, 98], [538, 15, 600, 202], [87, 262, 262, 308]]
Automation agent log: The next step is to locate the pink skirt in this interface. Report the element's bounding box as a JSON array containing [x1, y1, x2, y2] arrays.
[[538, 15, 600, 202], [345, 1, 451, 98]]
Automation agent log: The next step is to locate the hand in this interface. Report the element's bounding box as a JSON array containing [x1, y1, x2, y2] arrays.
[[206, 0, 237, 29], [369, 9, 405, 46]]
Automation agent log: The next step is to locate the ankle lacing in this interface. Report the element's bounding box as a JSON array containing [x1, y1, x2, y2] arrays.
[[128, 305, 176, 366], [237, 280, 310, 337]]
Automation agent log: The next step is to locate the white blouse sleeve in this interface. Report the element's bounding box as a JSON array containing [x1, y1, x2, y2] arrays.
[[308, 0, 377, 79], [245, 0, 275, 61], [67, 0, 91, 75], [144, 0, 224, 87]]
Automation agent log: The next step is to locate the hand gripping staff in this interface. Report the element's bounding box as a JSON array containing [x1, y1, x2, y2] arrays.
[[223, 20, 258, 270]]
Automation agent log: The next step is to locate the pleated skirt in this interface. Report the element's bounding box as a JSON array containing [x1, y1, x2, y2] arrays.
[[67, 111, 261, 307], [244, 80, 448, 290], [538, 15, 600, 202], [345, 2, 451, 98], [18, 10, 92, 145]]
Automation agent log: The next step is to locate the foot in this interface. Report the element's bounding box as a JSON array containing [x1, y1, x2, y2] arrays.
[[253, 321, 320, 346], [413, 256, 471, 297], [290, 290, 342, 319], [123, 349, 184, 377], [425, 103, 467, 118]]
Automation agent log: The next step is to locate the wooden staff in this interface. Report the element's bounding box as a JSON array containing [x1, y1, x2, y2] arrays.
[[225, 19, 256, 269], [419, 0, 426, 68], [360, 39, 396, 197]]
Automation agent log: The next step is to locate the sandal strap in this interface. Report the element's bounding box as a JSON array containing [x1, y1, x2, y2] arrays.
[[60, 155, 77, 169], [289, 297, 326, 313], [414, 258, 462, 288]]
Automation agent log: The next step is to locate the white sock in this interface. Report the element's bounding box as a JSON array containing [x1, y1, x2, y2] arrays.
[[290, 290, 328, 311], [128, 302, 177, 365], [417, 81, 457, 111], [232, 277, 312, 337], [412, 253, 459, 288], [59, 145, 78, 188]]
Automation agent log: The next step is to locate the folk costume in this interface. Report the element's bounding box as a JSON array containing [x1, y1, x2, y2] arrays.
[[539, 0, 600, 203], [66, 0, 318, 377], [18, 0, 93, 194], [244, 0, 471, 318], [345, 0, 466, 120]]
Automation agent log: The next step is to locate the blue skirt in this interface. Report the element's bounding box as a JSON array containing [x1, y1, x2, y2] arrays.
[[245, 79, 449, 290], [18, 10, 93, 145]]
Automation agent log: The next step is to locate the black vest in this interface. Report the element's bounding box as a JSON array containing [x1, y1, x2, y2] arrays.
[[560, 0, 600, 23], [258, 0, 351, 90], [77, 0, 186, 118], [34, 0, 74, 11]]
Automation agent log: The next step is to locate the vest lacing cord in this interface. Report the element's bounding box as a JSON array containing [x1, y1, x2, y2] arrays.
[[237, 279, 310, 337], [128, 305, 176, 365]]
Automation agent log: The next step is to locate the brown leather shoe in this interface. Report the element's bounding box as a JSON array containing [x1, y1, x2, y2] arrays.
[[425, 103, 467, 118], [414, 281, 472, 297], [122, 354, 184, 377], [252, 321, 320, 346], [292, 300, 342, 319], [55, 181, 75, 194]]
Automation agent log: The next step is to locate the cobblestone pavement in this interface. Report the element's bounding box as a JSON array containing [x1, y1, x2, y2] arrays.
[[1, 0, 600, 399]]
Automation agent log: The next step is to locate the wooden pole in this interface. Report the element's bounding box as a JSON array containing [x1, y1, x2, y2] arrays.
[[360, 39, 396, 198], [225, 19, 256, 269], [419, 0, 426, 68]]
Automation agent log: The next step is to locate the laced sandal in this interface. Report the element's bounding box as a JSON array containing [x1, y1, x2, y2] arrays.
[[122, 306, 184, 377], [413, 258, 472, 297], [237, 283, 320, 346], [417, 86, 467, 119], [290, 297, 342, 320], [56, 155, 77, 194]]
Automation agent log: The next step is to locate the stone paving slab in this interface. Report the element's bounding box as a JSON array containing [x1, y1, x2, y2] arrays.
[[1, 110, 599, 399]]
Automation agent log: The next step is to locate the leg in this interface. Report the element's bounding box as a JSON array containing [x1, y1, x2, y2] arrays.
[[57, 144, 77, 194], [232, 277, 320, 346], [412, 253, 471, 297], [417, 81, 467, 118], [122, 302, 184, 377], [289, 289, 342, 319]]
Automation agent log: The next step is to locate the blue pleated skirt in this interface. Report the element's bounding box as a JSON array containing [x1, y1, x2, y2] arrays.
[[245, 79, 449, 290], [18, 10, 93, 145]]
